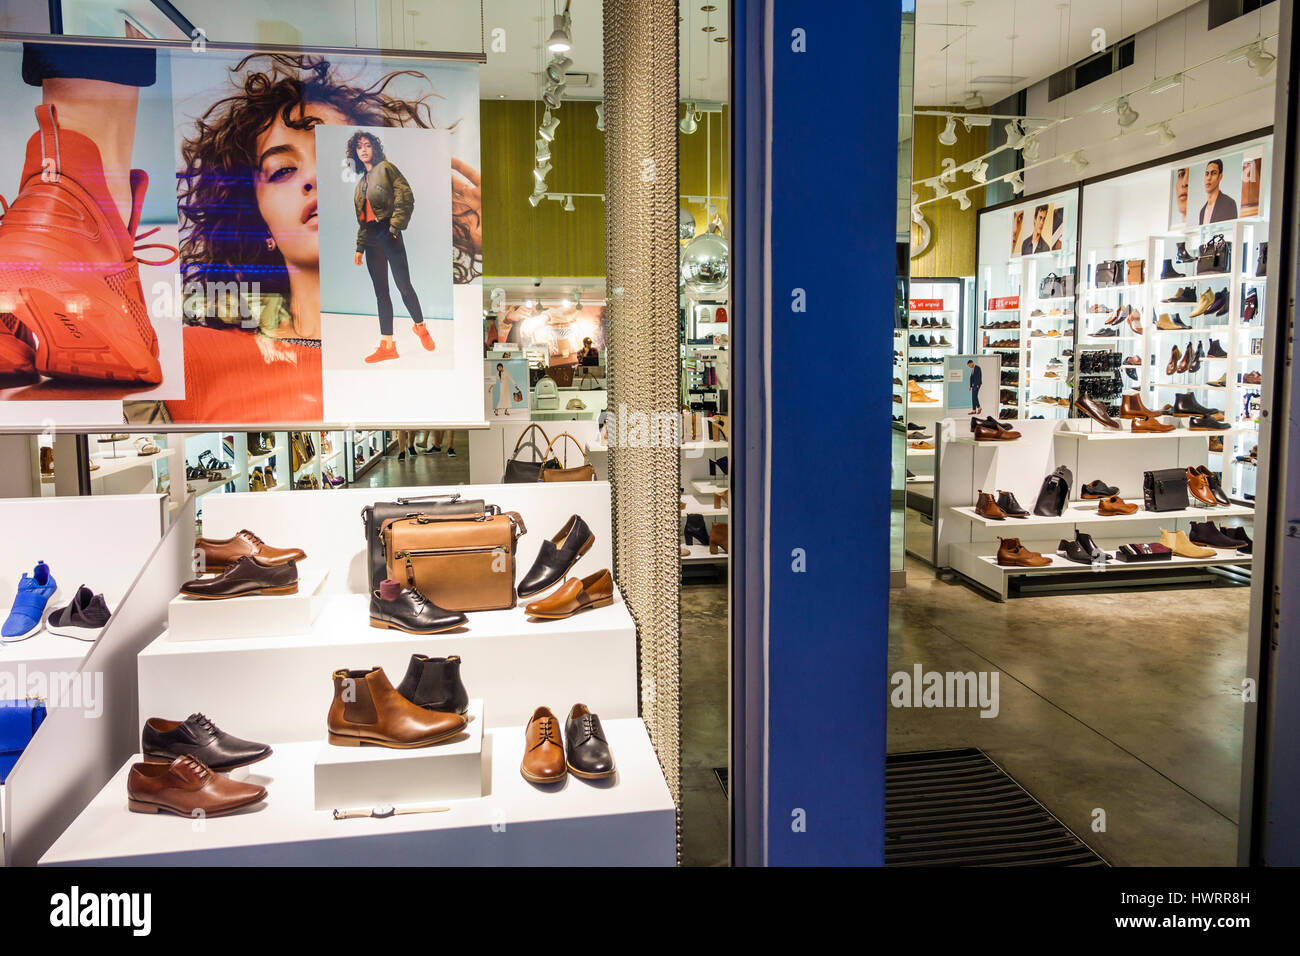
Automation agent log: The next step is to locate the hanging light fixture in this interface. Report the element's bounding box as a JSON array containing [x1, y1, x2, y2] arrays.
[[931, 178, 949, 199], [938, 115, 958, 146], [527, 192, 544, 208], [1065, 150, 1089, 173], [595, 102, 605, 131], [546, 2, 572, 53], [1114, 95, 1139, 128], [533, 161, 552, 182], [679, 102, 699, 134], [968, 159, 989, 183], [1145, 121, 1175, 146], [961, 114, 992, 132], [954, 190, 972, 211], [963, 91, 985, 111], [1246, 41, 1276, 76], [545, 54, 573, 83], [564, 194, 575, 212], [543, 79, 566, 110], [1010, 171, 1024, 195], [1003, 119, 1025, 149], [539, 110, 560, 142], [1150, 72, 1184, 94], [535, 138, 551, 163], [1019, 135, 1039, 161]]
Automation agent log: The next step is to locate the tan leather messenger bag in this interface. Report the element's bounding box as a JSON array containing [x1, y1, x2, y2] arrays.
[[381, 508, 527, 612]]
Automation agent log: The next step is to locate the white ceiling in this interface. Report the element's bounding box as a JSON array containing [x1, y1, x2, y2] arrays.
[[480, 0, 729, 103], [914, 0, 1196, 108]]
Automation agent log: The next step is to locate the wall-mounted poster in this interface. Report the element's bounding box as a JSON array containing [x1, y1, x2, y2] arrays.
[[1168, 145, 1267, 229], [945, 354, 1000, 416], [1009, 201, 1066, 257], [490, 303, 607, 366], [0, 40, 483, 428], [484, 357, 529, 420]]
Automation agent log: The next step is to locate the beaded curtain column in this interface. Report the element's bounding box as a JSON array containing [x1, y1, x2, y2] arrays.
[[603, 0, 681, 809]]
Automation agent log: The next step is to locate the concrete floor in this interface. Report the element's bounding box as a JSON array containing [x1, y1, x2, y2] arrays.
[[680, 581, 730, 866], [888, 547, 1248, 866], [351, 432, 470, 488]]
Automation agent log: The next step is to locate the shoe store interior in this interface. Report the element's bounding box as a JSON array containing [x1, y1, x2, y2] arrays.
[[890, 0, 1280, 865], [0, 1, 726, 866]]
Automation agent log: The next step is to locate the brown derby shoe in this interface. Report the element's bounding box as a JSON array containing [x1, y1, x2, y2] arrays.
[[327, 666, 467, 748], [1097, 495, 1139, 516], [525, 569, 615, 620], [196, 529, 305, 571], [1186, 467, 1220, 508], [520, 706, 567, 783], [127, 755, 267, 817]]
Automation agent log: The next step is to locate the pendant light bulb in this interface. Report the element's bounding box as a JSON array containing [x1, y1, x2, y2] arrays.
[[938, 115, 958, 146], [546, 13, 572, 53], [680, 102, 699, 135]]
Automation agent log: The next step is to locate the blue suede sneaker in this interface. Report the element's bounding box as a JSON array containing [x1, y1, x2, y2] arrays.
[[2, 561, 57, 641]]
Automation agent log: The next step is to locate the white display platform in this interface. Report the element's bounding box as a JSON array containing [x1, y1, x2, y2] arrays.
[[166, 566, 329, 643], [41, 718, 675, 866], [138, 590, 635, 739], [314, 699, 485, 809]]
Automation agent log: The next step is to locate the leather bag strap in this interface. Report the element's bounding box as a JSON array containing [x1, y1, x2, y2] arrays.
[[509, 424, 552, 461], [537, 432, 589, 474]]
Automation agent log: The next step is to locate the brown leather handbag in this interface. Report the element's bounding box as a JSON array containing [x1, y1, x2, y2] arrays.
[[382, 508, 527, 611], [546, 365, 575, 388], [1125, 259, 1145, 285], [538, 432, 595, 482]]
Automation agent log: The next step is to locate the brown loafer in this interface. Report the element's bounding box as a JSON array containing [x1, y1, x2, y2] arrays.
[[525, 569, 615, 619], [127, 755, 267, 817], [180, 554, 299, 599], [1097, 495, 1139, 515], [327, 666, 467, 748], [520, 706, 567, 784], [195, 529, 305, 571]]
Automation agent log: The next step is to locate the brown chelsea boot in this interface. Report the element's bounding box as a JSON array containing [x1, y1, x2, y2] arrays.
[[327, 666, 467, 748]]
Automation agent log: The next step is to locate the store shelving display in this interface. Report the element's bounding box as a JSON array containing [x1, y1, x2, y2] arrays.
[[898, 279, 966, 484]]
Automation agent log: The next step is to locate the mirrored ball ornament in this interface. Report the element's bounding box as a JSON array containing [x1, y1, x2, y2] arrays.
[[678, 207, 697, 241], [681, 232, 729, 293]]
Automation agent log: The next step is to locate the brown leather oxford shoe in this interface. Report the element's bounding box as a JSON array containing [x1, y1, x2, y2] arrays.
[[195, 529, 305, 571], [520, 706, 567, 784], [127, 755, 267, 817]]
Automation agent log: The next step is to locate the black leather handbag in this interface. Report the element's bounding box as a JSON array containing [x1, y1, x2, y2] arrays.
[[503, 424, 561, 484], [362, 494, 486, 590], [1143, 468, 1189, 512], [1038, 271, 1074, 298], [1094, 260, 1123, 287], [1033, 465, 1073, 517], [1257, 241, 1268, 277], [1196, 234, 1230, 275]]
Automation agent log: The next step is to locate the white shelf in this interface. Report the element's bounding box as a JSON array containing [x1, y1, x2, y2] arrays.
[[906, 447, 936, 457], [1054, 426, 1253, 441], [89, 453, 158, 479], [689, 478, 728, 496], [950, 499, 1252, 529], [187, 473, 242, 496], [247, 446, 281, 466], [681, 494, 727, 516], [681, 543, 728, 563]]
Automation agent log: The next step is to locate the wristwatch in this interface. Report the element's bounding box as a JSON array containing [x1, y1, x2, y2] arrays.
[[332, 803, 451, 820]]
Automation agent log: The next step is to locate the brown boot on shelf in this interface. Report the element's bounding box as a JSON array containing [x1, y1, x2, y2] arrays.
[[975, 491, 1007, 520], [326, 667, 467, 748], [708, 521, 728, 555], [713, 489, 729, 509], [1119, 393, 1168, 419], [40, 445, 54, 475], [1166, 345, 1181, 376], [996, 537, 1052, 567]]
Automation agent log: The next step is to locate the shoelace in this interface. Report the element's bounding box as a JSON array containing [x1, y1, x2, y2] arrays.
[[239, 530, 266, 546], [174, 754, 209, 779], [0, 196, 178, 267], [533, 717, 556, 749], [191, 712, 218, 737]]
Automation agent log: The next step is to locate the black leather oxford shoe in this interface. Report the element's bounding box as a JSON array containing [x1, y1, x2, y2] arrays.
[[1081, 479, 1119, 499], [142, 713, 271, 771], [565, 704, 615, 779], [368, 579, 466, 634], [397, 654, 469, 714], [518, 514, 595, 598]]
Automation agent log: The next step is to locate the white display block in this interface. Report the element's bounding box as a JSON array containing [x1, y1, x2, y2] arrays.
[[313, 699, 485, 809], [41, 718, 675, 866], [166, 566, 329, 643], [138, 590, 636, 740]]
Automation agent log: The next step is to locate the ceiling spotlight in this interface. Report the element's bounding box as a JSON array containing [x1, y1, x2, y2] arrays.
[[1150, 72, 1184, 94], [595, 102, 604, 131], [680, 102, 699, 134], [524, 298, 536, 309], [1020, 135, 1039, 161], [527, 193, 543, 208], [963, 91, 986, 111], [545, 55, 573, 83], [535, 138, 551, 163], [1246, 41, 1276, 77], [1065, 150, 1089, 173], [561, 297, 572, 308], [955, 191, 972, 210], [938, 115, 958, 146], [564, 194, 575, 212], [539, 111, 560, 142], [546, 12, 572, 53], [1003, 119, 1025, 150], [932, 179, 949, 199], [969, 159, 989, 183], [1010, 171, 1024, 195], [961, 114, 993, 131], [533, 161, 552, 182], [910, 203, 924, 224], [1115, 96, 1139, 128], [1146, 120, 1175, 146], [543, 80, 566, 110]]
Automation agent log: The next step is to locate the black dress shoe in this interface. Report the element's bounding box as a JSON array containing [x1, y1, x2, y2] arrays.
[[979, 415, 1014, 432], [1189, 414, 1230, 431], [396, 654, 469, 714], [995, 490, 1030, 518], [1160, 258, 1182, 280], [1189, 342, 1203, 373], [180, 555, 297, 599], [518, 514, 595, 598], [1125, 367, 1139, 382], [1057, 538, 1094, 565], [1081, 479, 1119, 499], [369, 579, 466, 634], [1075, 530, 1106, 562], [1222, 526, 1252, 553], [1172, 392, 1218, 417], [142, 713, 271, 771], [565, 704, 615, 779]]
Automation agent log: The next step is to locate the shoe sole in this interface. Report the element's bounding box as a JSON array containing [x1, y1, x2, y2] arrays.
[[16, 285, 163, 385], [46, 623, 106, 641], [526, 595, 615, 620], [180, 583, 299, 599], [327, 724, 467, 748], [566, 762, 616, 780], [520, 765, 568, 784], [367, 618, 465, 634], [140, 748, 273, 771], [0, 331, 37, 374], [127, 794, 266, 817]]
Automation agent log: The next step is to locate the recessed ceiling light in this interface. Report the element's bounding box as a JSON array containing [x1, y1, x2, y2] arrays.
[[713, 36, 727, 42], [1006, 33, 1019, 40], [703, 25, 717, 32], [701, 3, 717, 10]]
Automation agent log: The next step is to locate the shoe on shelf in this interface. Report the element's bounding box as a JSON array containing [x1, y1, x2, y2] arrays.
[[1080, 479, 1119, 499], [46, 585, 111, 641], [1156, 313, 1191, 331], [1131, 414, 1175, 433], [1074, 394, 1120, 429], [524, 569, 616, 619], [127, 755, 266, 818], [1213, 288, 1229, 316], [195, 529, 305, 571], [974, 491, 1007, 520], [1207, 339, 1228, 359], [1243, 289, 1258, 322], [1175, 242, 1197, 263], [1120, 393, 1169, 420], [1186, 467, 1221, 507], [369, 579, 467, 634], [970, 417, 1021, 441], [1221, 525, 1252, 553], [996, 538, 1051, 567], [565, 704, 616, 780], [1189, 521, 1246, 549], [1171, 392, 1219, 418], [1097, 495, 1138, 516], [1176, 340, 1193, 374], [142, 713, 272, 772], [1159, 258, 1183, 280], [995, 490, 1030, 518], [179, 555, 298, 599], [517, 514, 595, 599], [520, 706, 567, 783], [1164, 286, 1197, 303], [1058, 538, 1097, 565], [1189, 414, 1231, 432], [2, 560, 57, 640], [1243, 370, 1262, 385], [328, 666, 467, 748], [1161, 528, 1215, 559], [396, 654, 470, 714]]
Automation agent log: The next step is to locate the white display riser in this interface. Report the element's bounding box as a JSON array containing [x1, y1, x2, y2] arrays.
[[166, 566, 329, 642], [313, 699, 486, 809], [138, 591, 637, 741], [948, 537, 1252, 602], [949, 500, 1253, 529], [40, 718, 674, 866]]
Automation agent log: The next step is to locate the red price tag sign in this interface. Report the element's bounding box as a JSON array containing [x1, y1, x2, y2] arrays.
[[908, 298, 944, 311], [988, 296, 1020, 312]]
